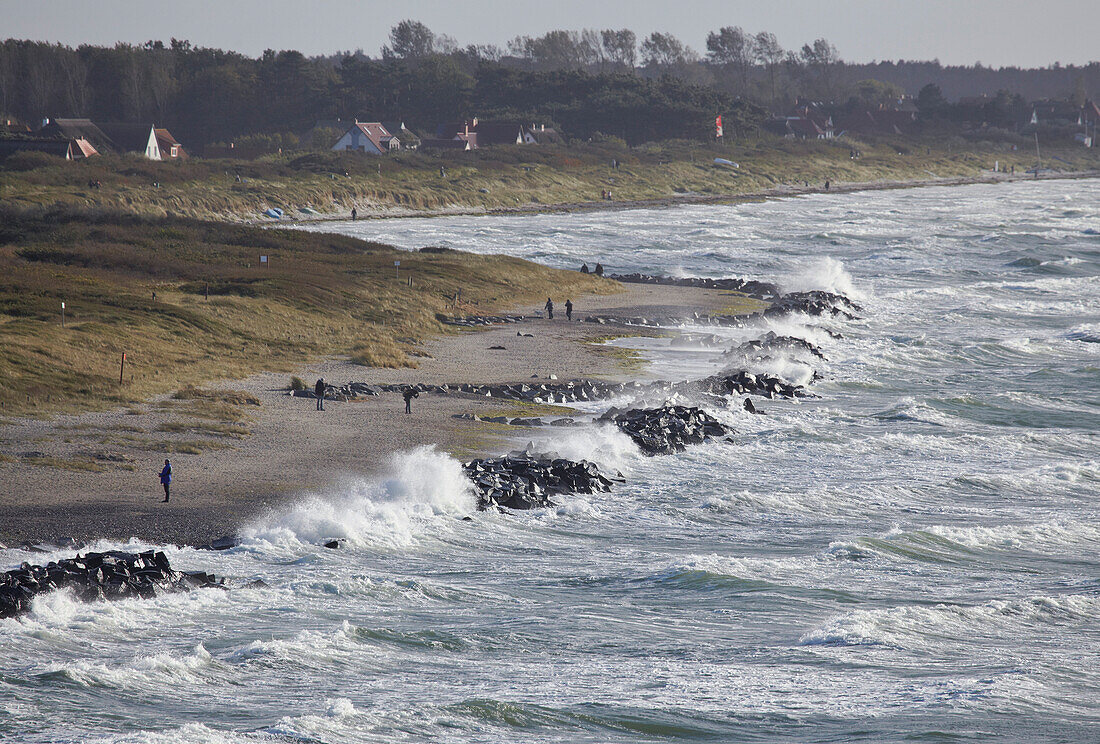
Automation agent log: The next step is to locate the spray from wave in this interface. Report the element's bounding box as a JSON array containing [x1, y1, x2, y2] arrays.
[[782, 257, 861, 300], [239, 446, 476, 549]]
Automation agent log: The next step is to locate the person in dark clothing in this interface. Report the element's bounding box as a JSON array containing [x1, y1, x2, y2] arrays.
[[565, 299, 573, 321], [351, 208, 357, 220], [580, 263, 589, 273], [315, 378, 326, 410], [158, 459, 172, 502], [403, 388, 419, 414], [544, 297, 554, 319], [593, 263, 604, 277]]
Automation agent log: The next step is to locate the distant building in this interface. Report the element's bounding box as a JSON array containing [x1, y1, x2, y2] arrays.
[[764, 116, 834, 140], [836, 106, 917, 136], [434, 118, 559, 148], [0, 137, 78, 160], [155, 128, 187, 159], [523, 124, 563, 145], [39, 118, 164, 159], [382, 121, 421, 150], [332, 121, 400, 154], [419, 138, 472, 151]]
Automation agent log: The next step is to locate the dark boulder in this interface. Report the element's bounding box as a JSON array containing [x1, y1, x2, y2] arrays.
[[601, 404, 730, 455], [463, 450, 623, 510], [0, 550, 222, 619]]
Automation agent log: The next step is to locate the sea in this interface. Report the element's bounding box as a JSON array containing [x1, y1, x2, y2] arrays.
[[3, 178, 1099, 743]]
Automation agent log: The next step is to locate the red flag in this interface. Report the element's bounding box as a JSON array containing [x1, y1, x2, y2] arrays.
[[716, 115, 724, 138]]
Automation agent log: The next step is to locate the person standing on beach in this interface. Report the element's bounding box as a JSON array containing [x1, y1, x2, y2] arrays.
[[403, 388, 419, 414], [158, 459, 172, 502], [351, 208, 357, 220], [565, 299, 573, 321], [544, 297, 554, 319], [315, 378, 326, 411]]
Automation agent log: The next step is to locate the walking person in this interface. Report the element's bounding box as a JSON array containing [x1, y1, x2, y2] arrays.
[[544, 297, 554, 320], [158, 459, 172, 503], [565, 299, 573, 321], [403, 387, 419, 414], [315, 377, 326, 411]]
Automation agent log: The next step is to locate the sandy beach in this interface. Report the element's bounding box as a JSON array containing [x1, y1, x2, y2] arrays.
[[0, 283, 736, 548]]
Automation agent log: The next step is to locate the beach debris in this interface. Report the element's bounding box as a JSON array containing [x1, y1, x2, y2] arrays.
[[0, 550, 222, 619], [600, 404, 730, 455], [463, 449, 623, 510]]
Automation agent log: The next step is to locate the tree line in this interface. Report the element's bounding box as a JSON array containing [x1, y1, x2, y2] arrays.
[[0, 22, 1095, 150]]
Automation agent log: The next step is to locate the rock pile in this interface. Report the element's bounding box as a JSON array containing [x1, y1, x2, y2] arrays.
[[441, 315, 527, 327], [607, 273, 780, 299], [727, 331, 827, 360], [464, 450, 621, 510], [696, 370, 812, 399], [0, 550, 222, 619], [601, 404, 730, 455], [763, 291, 861, 320]]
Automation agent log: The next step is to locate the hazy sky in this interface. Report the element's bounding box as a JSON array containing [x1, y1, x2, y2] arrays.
[[4, 0, 1097, 68]]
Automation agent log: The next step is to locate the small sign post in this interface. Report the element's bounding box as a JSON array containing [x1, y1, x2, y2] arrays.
[[394, 260, 400, 280], [260, 255, 268, 266], [60, 301, 65, 327], [119, 353, 126, 385]]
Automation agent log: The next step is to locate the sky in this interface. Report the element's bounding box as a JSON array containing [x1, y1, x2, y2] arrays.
[[3, 0, 1097, 68]]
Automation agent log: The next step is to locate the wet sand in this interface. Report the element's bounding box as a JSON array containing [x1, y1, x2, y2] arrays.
[[0, 284, 735, 548]]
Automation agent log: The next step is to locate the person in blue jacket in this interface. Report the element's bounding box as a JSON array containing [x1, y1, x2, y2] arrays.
[[159, 459, 172, 502]]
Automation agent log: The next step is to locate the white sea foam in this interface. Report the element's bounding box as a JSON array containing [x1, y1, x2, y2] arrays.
[[781, 257, 860, 299], [239, 446, 475, 549], [800, 594, 1100, 648]]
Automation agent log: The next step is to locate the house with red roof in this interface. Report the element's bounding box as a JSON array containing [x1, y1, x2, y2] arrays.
[[332, 121, 401, 154]]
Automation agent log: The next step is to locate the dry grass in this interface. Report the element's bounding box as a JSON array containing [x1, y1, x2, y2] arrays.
[[0, 209, 614, 416], [172, 385, 261, 406], [155, 420, 251, 438], [22, 455, 107, 472], [0, 136, 1094, 223]]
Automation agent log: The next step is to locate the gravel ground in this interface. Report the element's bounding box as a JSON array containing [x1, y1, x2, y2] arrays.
[[0, 285, 733, 548]]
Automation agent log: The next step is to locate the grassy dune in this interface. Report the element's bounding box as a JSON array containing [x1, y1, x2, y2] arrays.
[[0, 209, 615, 417], [3, 134, 1096, 222]]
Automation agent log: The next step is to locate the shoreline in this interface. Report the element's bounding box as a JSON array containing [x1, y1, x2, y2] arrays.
[[0, 284, 739, 549], [262, 168, 1100, 226]]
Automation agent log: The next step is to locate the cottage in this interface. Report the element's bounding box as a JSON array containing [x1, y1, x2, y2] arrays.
[[420, 138, 472, 151], [155, 128, 187, 159], [382, 121, 421, 150], [39, 119, 161, 159], [764, 116, 834, 140], [332, 122, 400, 154], [435, 118, 558, 149], [0, 138, 76, 160]]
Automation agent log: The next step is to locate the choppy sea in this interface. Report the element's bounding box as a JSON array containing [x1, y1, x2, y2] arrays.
[[3, 179, 1099, 742]]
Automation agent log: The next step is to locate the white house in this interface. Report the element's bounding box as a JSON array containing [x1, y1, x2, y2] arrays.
[[332, 122, 400, 154]]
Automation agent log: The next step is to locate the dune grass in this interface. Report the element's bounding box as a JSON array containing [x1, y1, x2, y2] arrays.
[[0, 209, 615, 417], [2, 134, 1095, 223]]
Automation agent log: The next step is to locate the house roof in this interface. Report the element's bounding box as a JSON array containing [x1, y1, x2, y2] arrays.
[[420, 138, 471, 150], [343, 122, 396, 152], [96, 123, 157, 154], [154, 128, 187, 158], [40, 118, 112, 151], [527, 126, 563, 145], [382, 122, 421, 144], [0, 138, 74, 159], [470, 122, 524, 146]]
